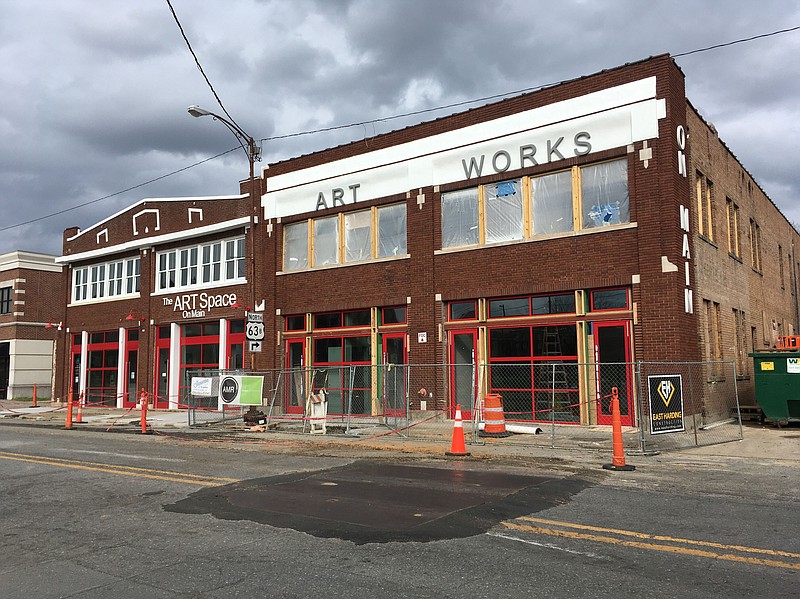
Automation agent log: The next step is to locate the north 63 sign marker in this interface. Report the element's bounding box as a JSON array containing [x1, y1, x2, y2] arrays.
[[246, 312, 265, 341]]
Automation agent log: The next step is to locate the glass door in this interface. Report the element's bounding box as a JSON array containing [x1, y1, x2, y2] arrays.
[[155, 346, 170, 409], [449, 329, 477, 418], [594, 321, 633, 426], [382, 333, 407, 417], [285, 338, 305, 414]]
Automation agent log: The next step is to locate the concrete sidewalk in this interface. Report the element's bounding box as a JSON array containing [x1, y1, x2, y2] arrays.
[[1, 402, 797, 465]]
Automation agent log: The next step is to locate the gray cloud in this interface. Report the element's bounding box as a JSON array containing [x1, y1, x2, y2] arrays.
[[1, 0, 799, 255]]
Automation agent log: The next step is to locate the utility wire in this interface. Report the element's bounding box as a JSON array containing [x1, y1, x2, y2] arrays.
[[165, 0, 244, 134], [0, 147, 239, 233], [673, 25, 800, 57], [4, 24, 799, 234]]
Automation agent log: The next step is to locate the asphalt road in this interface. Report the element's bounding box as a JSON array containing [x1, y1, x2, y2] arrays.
[[1, 426, 797, 598]]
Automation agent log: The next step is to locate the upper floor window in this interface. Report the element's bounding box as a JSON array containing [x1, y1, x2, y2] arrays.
[[0, 287, 11, 314], [726, 198, 741, 258], [441, 158, 629, 249], [284, 203, 407, 271], [156, 236, 245, 292], [72, 256, 140, 304], [749, 219, 762, 271], [696, 172, 715, 242]]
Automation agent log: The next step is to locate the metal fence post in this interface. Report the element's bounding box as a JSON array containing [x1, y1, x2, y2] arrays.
[[551, 363, 556, 448], [731, 360, 743, 440], [635, 361, 645, 453], [346, 366, 355, 435]]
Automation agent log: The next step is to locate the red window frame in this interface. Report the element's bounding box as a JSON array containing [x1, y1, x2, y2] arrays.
[[380, 306, 407, 325], [486, 324, 580, 424], [487, 296, 531, 319], [85, 331, 119, 407], [590, 287, 630, 312], [448, 300, 477, 321]]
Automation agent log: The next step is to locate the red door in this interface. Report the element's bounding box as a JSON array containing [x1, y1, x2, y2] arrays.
[[382, 333, 407, 417], [449, 329, 477, 418], [284, 338, 306, 414], [594, 321, 633, 426]]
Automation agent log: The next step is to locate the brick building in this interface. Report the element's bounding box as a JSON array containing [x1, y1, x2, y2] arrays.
[[54, 54, 799, 426], [0, 251, 64, 399]]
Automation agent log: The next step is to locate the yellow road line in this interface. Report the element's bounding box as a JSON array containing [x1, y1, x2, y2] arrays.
[[516, 516, 800, 559], [0, 450, 238, 486], [501, 521, 800, 571]]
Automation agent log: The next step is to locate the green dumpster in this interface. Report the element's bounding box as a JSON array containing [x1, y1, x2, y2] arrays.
[[749, 351, 800, 423]]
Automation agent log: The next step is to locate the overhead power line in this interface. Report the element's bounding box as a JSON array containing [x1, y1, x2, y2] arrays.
[[4, 24, 799, 234], [0, 148, 239, 233], [673, 25, 800, 57], [165, 0, 244, 134]]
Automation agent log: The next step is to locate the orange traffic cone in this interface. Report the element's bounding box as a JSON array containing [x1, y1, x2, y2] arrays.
[[603, 387, 635, 471], [75, 392, 84, 423], [445, 404, 470, 457]]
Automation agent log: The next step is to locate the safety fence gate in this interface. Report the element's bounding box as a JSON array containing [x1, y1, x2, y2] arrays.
[[185, 361, 743, 452]]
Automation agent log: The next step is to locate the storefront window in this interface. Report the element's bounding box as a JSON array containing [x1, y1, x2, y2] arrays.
[[85, 330, 119, 407], [312, 335, 371, 415], [488, 324, 579, 423]]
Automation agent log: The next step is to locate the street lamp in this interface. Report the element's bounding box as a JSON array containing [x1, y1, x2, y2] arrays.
[[188, 105, 261, 369], [187, 105, 261, 166]]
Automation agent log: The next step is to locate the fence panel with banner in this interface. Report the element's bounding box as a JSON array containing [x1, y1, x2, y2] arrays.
[[636, 361, 743, 452], [184, 362, 742, 453]]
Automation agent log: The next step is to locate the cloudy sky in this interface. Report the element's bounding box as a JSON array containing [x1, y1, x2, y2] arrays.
[[1, 0, 798, 256]]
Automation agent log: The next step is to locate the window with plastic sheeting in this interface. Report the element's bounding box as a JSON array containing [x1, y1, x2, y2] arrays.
[[485, 179, 523, 243], [581, 159, 629, 228], [283, 221, 308, 271], [345, 210, 372, 263], [313, 216, 339, 267], [377, 203, 407, 257], [441, 188, 479, 248], [531, 170, 573, 235]]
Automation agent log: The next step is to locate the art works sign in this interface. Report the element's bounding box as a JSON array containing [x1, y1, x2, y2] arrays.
[[162, 291, 238, 319]]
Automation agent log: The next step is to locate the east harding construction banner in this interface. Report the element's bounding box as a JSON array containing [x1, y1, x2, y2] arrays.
[[647, 375, 685, 435]]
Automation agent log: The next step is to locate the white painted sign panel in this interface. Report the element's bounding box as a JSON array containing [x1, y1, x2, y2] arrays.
[[263, 77, 665, 220]]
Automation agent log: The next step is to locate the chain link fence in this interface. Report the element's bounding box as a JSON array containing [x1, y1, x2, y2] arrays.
[[636, 361, 743, 452], [183, 361, 742, 453]]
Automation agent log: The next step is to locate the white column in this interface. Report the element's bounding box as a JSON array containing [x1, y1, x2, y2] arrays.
[[169, 322, 180, 410], [116, 327, 126, 408], [79, 331, 88, 400], [218, 318, 227, 371]]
